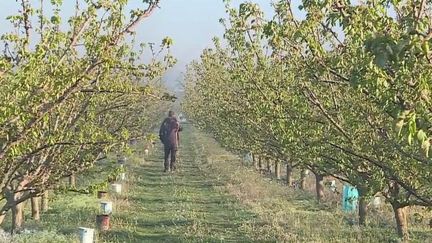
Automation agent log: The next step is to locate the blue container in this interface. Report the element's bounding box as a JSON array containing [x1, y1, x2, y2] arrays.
[[342, 184, 359, 212]]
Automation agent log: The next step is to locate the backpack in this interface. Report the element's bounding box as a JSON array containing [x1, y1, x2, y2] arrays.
[[159, 118, 170, 143]]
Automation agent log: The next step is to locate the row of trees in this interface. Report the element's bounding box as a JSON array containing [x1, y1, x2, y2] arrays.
[[183, 0, 432, 239], [0, 0, 173, 231]]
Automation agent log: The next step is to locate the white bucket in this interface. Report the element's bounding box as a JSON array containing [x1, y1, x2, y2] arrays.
[[111, 183, 122, 194], [79, 227, 94, 243], [144, 149, 149, 156], [100, 201, 113, 214], [372, 196, 381, 208], [330, 180, 337, 192]]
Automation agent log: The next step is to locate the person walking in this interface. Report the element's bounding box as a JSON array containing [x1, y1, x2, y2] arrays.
[[159, 110, 182, 172]]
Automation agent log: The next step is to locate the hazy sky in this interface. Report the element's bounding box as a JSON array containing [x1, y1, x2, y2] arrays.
[[138, 0, 276, 91], [0, 1, 304, 91]]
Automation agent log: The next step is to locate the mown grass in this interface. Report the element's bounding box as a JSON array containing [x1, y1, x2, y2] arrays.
[[191, 125, 432, 243], [2, 123, 431, 242]]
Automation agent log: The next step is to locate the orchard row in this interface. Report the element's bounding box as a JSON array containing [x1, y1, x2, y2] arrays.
[[183, 0, 432, 240], [0, 0, 171, 232]]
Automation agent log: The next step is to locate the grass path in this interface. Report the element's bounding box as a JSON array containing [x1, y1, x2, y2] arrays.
[[100, 124, 258, 242]]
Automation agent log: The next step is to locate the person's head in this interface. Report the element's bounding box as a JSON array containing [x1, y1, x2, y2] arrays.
[[168, 110, 175, 117]]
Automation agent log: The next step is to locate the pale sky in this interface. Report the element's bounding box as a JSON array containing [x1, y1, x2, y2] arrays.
[[0, 0, 305, 91], [137, 0, 277, 91]]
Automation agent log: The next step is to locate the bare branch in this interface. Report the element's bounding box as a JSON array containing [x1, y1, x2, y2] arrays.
[[20, 0, 31, 49], [121, 1, 160, 35]]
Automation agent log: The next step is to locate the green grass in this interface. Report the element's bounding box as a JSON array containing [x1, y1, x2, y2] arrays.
[[190, 125, 432, 243], [3, 123, 432, 242], [99, 126, 258, 242]]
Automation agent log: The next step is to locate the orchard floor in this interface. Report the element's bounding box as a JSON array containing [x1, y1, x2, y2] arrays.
[[3, 124, 432, 242]]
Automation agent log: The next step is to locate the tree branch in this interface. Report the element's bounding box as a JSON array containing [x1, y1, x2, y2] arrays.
[[114, 0, 160, 44]]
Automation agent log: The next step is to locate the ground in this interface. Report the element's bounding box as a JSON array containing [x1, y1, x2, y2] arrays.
[[2, 124, 432, 242]]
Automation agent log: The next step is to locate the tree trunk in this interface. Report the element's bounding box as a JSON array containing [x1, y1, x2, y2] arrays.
[[0, 213, 5, 225], [31, 196, 40, 221], [392, 204, 409, 241], [358, 196, 368, 226], [253, 154, 258, 170], [275, 161, 281, 179], [266, 159, 271, 173], [41, 191, 49, 212], [300, 169, 307, 190], [258, 156, 263, 170], [315, 174, 324, 202], [11, 202, 24, 233], [21, 200, 26, 222], [388, 181, 409, 240], [286, 164, 293, 186], [69, 173, 76, 187]]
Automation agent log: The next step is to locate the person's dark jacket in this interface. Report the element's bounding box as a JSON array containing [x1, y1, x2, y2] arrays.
[[159, 117, 182, 148]]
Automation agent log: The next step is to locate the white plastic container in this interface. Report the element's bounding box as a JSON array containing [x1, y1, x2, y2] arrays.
[[79, 227, 94, 243], [111, 183, 122, 194], [330, 180, 337, 192], [144, 149, 149, 156], [100, 201, 113, 214], [372, 196, 381, 208]]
